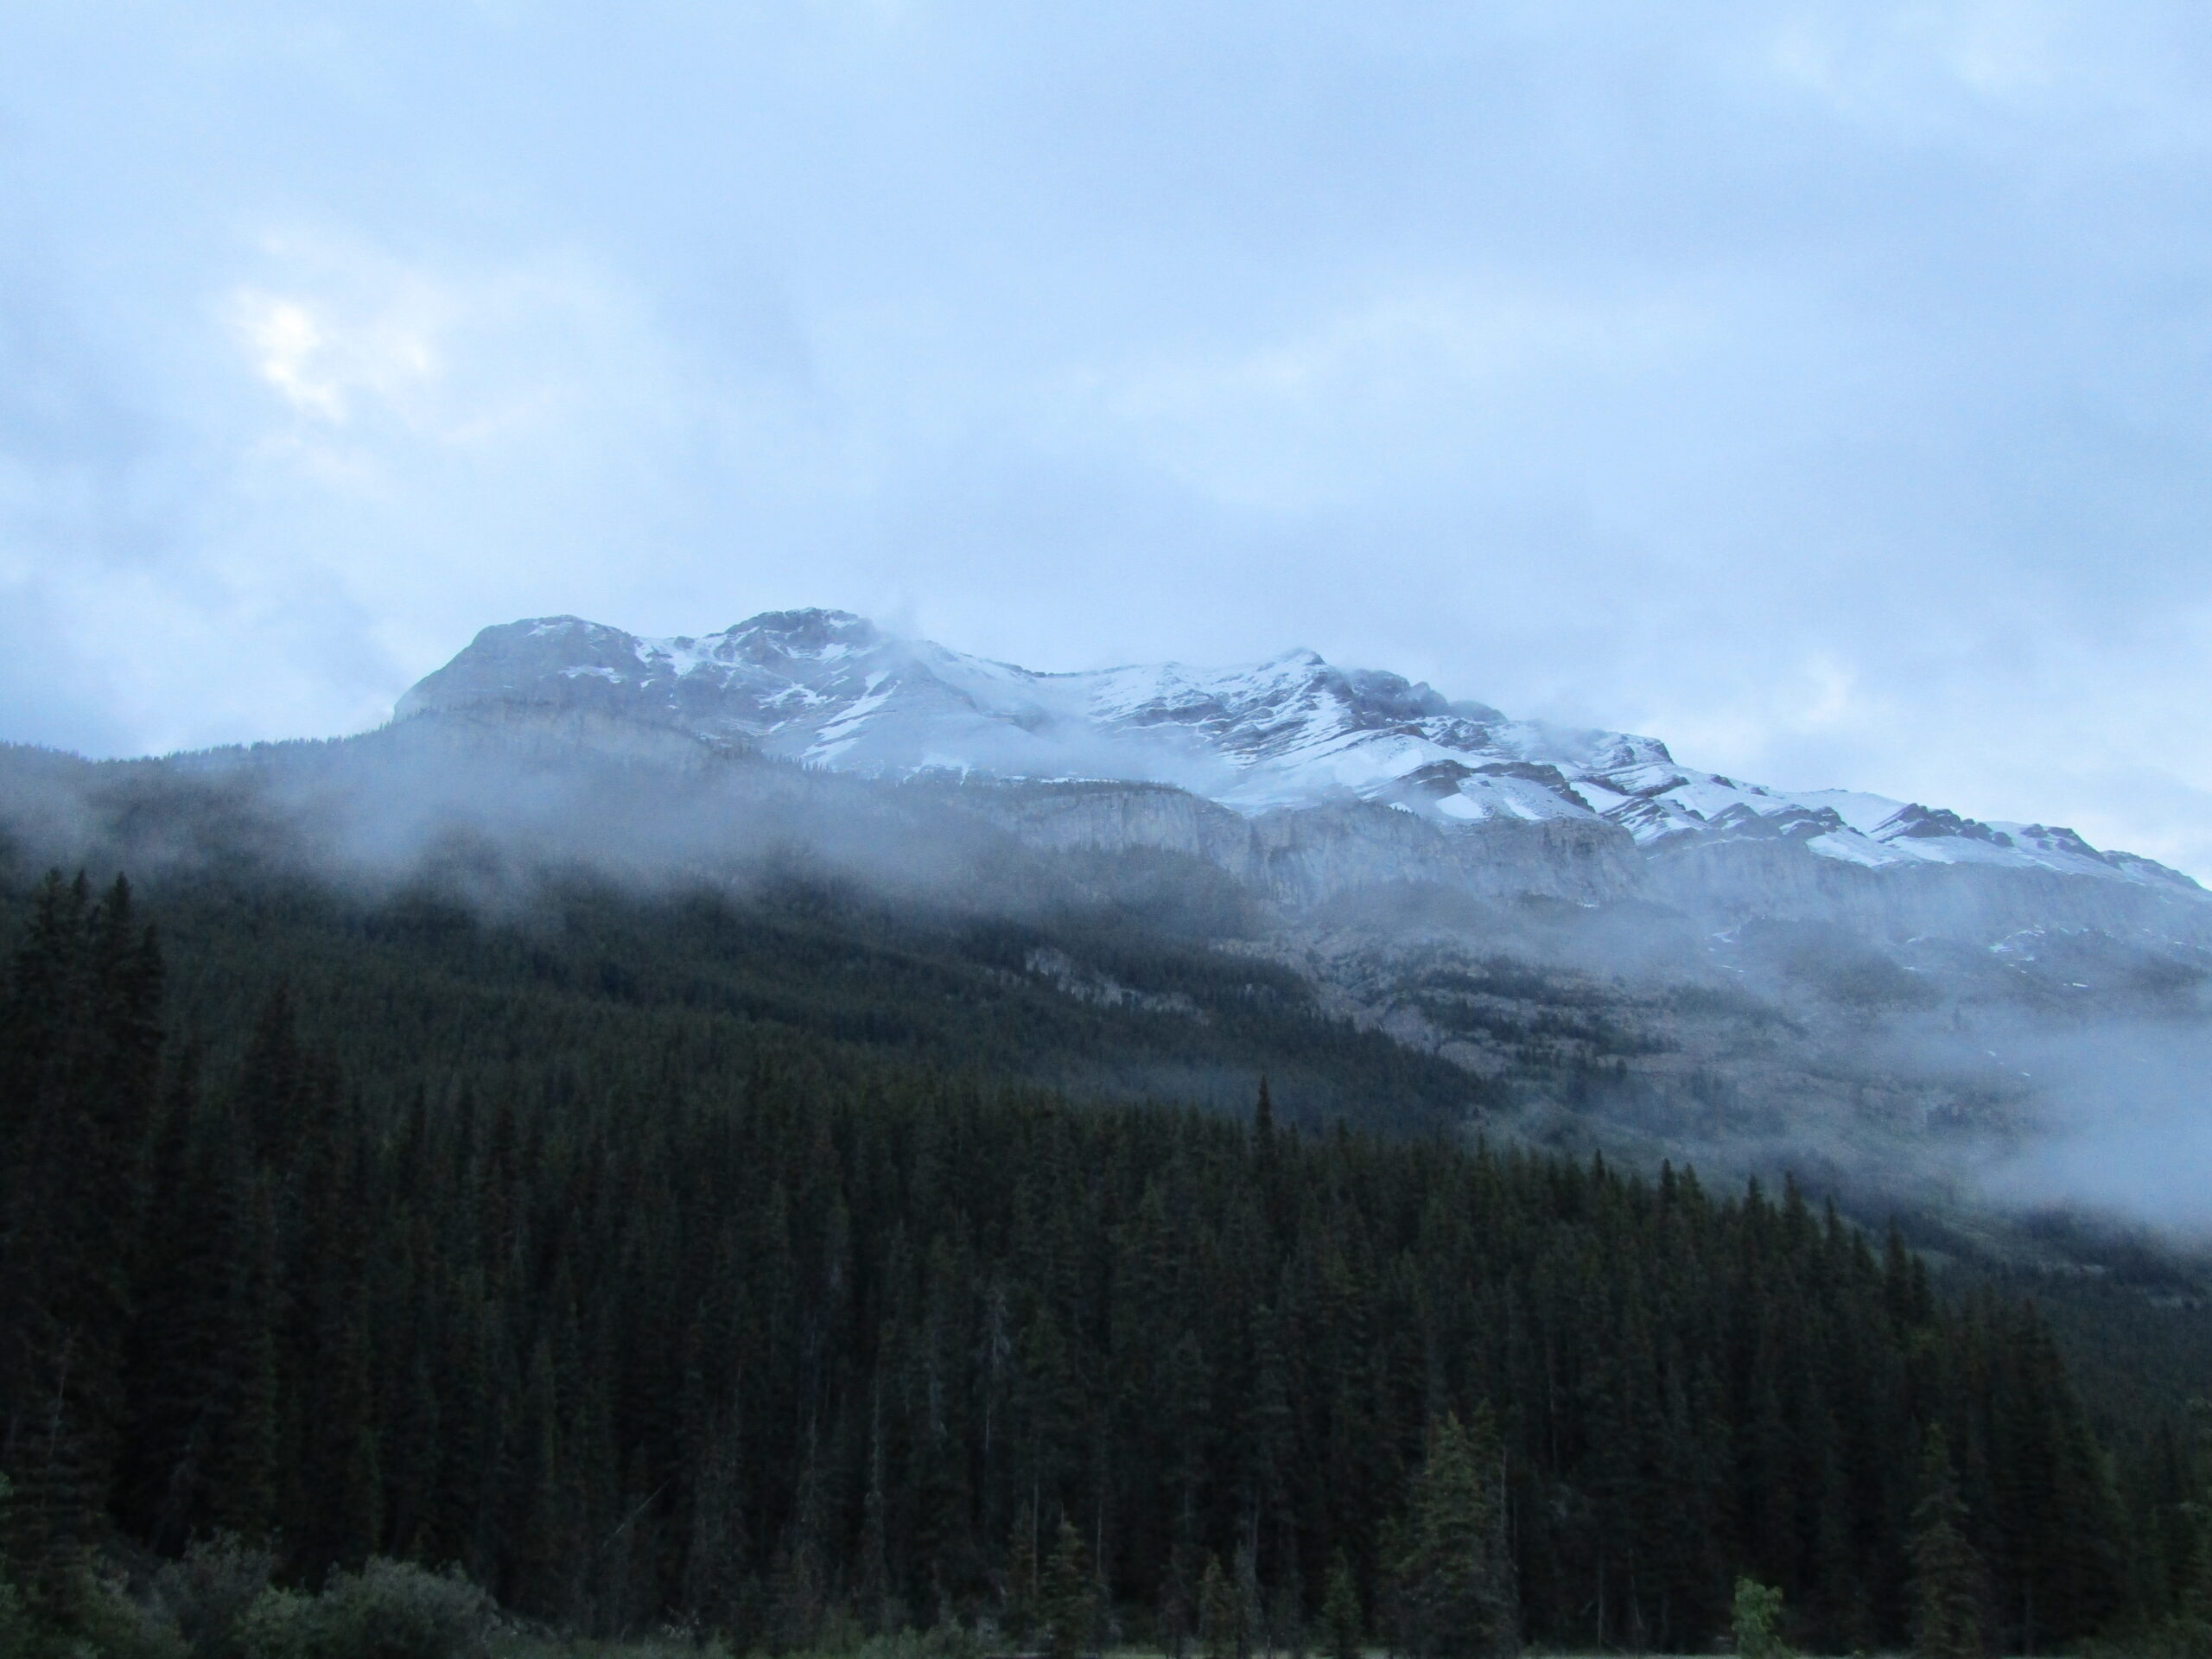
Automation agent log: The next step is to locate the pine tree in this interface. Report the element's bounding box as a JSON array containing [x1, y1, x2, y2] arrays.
[[1006, 1503, 1039, 1644], [1202, 1554, 1240, 1659], [1909, 1428, 1985, 1659], [207, 1166, 281, 1544], [0, 874, 162, 1596], [1322, 1549, 1362, 1659], [1390, 1412, 1517, 1659], [1159, 1548, 1194, 1659], [860, 1381, 895, 1635], [233, 988, 302, 1167], [1040, 1517, 1096, 1659], [679, 1394, 747, 1635], [0, 1474, 27, 1654]]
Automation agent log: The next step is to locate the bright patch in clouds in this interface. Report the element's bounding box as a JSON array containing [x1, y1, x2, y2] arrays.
[[230, 283, 440, 425]]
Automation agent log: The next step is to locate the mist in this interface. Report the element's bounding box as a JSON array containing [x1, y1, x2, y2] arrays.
[[10, 705, 2212, 1256], [0, 715, 1012, 917], [1974, 1020, 2212, 1235]]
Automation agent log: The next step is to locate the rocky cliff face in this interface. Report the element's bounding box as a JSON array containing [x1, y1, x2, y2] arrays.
[[1646, 835, 2212, 948], [957, 781, 1643, 908]]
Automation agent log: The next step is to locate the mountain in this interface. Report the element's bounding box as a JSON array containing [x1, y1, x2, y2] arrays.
[[398, 607, 2208, 929]]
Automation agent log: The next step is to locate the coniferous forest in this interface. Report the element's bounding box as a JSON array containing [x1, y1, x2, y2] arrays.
[[3, 863, 2210, 1655]]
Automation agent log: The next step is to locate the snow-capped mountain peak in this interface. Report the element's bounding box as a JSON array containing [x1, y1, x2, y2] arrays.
[[396, 611, 2201, 896]]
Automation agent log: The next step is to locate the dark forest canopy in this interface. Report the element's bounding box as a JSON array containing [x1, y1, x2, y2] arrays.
[[0, 865, 2206, 1655]]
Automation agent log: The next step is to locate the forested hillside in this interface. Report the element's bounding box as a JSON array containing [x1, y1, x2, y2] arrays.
[[1, 863, 2206, 1655]]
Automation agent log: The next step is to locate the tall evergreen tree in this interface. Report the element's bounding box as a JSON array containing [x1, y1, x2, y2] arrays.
[[1909, 1428, 1985, 1659], [1321, 1549, 1362, 1659], [1201, 1554, 1240, 1659], [1005, 1503, 1039, 1645], [1389, 1413, 1516, 1659], [1040, 1517, 1096, 1659], [0, 874, 162, 1597]]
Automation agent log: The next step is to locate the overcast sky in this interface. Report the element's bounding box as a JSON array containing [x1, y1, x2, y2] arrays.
[[8, 3, 2212, 871]]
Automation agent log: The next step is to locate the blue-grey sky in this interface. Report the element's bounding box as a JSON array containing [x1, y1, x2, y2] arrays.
[[9, 3, 2212, 873]]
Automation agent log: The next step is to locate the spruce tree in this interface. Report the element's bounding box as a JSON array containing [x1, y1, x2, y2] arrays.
[[0, 1475, 26, 1655], [1202, 1554, 1240, 1659], [0, 874, 162, 1597], [1909, 1428, 1986, 1659], [1040, 1517, 1096, 1659], [1006, 1503, 1039, 1645], [1390, 1413, 1517, 1659], [1322, 1549, 1362, 1659]]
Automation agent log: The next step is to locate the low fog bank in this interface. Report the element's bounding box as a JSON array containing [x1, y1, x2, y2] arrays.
[[0, 713, 1135, 927], [1974, 1020, 2212, 1236], [9, 712, 2212, 1257], [0, 716, 1503, 1139], [1280, 874, 2212, 1249]]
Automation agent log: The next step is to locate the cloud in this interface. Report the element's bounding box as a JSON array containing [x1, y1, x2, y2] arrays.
[[4, 1, 2212, 877], [1073, 277, 1714, 511], [1980, 1020, 2212, 1233]]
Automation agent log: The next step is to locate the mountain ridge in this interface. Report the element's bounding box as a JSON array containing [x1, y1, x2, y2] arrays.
[[397, 607, 2204, 901]]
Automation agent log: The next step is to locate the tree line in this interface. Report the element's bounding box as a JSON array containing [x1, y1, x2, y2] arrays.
[[0, 868, 2183, 1653]]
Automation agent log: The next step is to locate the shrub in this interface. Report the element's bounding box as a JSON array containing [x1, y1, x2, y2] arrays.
[[2081, 1618, 2212, 1659], [1731, 1577, 1794, 1659], [239, 1559, 499, 1659], [150, 1535, 276, 1659], [68, 1568, 190, 1659]]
